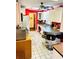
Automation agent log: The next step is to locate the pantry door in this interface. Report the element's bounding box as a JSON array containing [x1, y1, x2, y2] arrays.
[[29, 13, 35, 31]]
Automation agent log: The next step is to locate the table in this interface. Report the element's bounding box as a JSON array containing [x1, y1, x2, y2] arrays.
[[53, 42, 63, 57]]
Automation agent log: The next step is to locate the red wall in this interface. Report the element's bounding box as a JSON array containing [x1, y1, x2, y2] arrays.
[[25, 9, 39, 30], [25, 9, 48, 31]]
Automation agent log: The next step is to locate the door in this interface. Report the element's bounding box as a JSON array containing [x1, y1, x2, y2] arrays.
[[29, 13, 35, 31]]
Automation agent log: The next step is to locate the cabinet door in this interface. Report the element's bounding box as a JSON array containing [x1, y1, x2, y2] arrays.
[[53, 8, 63, 23]]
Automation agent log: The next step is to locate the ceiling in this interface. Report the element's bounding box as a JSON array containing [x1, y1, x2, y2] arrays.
[[18, 0, 63, 9]]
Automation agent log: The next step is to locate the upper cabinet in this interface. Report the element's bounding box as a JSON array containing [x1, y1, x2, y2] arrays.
[[47, 7, 63, 23], [38, 7, 63, 24], [52, 8, 63, 23]]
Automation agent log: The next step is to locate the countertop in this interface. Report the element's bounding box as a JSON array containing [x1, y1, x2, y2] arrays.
[[16, 29, 29, 41]]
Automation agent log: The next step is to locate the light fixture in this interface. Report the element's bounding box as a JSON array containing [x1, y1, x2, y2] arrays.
[[39, 2, 54, 10], [39, 2, 45, 10]]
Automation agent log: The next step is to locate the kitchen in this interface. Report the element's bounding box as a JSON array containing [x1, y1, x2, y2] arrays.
[[16, 0, 63, 59]]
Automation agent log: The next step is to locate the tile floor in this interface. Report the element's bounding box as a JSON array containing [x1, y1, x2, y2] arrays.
[[29, 31, 62, 59]]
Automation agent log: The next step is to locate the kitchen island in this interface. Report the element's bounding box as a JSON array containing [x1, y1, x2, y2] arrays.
[[16, 29, 31, 59]]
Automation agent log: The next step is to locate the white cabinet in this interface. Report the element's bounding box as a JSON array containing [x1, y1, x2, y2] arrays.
[[38, 7, 63, 24], [47, 8, 63, 23], [52, 8, 63, 23]]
